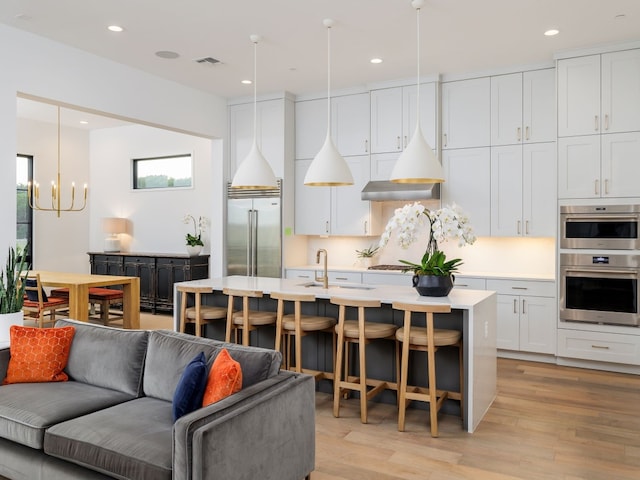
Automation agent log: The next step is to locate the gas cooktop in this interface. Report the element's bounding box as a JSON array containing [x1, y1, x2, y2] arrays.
[[367, 264, 406, 271]]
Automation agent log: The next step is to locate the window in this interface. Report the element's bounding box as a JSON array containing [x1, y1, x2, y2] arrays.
[[132, 154, 193, 190], [16, 155, 33, 263]]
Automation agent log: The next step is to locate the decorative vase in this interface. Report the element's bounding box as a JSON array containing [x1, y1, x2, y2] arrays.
[[361, 257, 373, 269], [0, 311, 23, 344], [412, 274, 454, 297], [186, 245, 202, 256]]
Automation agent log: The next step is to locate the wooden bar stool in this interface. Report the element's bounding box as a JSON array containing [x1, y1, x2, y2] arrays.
[[271, 291, 336, 379], [393, 301, 462, 437], [176, 285, 226, 337], [331, 297, 398, 424], [223, 288, 277, 346]]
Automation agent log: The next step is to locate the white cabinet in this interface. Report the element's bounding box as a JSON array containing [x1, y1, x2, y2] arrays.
[[442, 77, 491, 149], [370, 83, 437, 154], [453, 276, 487, 290], [557, 329, 640, 366], [229, 98, 291, 178], [491, 143, 556, 237], [285, 269, 315, 281], [491, 69, 555, 146], [295, 93, 370, 159], [558, 132, 640, 199], [294, 156, 382, 236], [442, 147, 491, 237], [487, 279, 556, 355], [558, 49, 640, 137], [362, 272, 410, 287]]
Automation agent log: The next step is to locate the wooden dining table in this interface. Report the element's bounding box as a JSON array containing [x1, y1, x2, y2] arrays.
[[31, 271, 140, 329]]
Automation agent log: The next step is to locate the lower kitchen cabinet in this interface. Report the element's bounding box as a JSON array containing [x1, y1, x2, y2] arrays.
[[557, 328, 640, 366], [487, 279, 556, 355], [89, 252, 209, 313]]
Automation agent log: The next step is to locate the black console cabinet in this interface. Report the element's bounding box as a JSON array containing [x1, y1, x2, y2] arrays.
[[88, 252, 209, 313]]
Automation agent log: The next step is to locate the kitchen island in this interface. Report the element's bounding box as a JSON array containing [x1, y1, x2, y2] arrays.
[[173, 275, 497, 433]]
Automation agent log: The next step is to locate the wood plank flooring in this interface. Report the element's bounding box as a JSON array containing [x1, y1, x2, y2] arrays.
[[313, 358, 640, 480]]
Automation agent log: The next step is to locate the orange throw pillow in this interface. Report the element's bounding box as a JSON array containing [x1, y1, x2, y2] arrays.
[[202, 348, 242, 406], [2, 325, 75, 385]]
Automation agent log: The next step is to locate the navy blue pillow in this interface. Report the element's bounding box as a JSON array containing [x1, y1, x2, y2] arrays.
[[25, 279, 48, 302], [172, 352, 208, 421]]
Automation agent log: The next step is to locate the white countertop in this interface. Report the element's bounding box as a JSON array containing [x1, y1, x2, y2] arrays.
[[180, 275, 494, 310]]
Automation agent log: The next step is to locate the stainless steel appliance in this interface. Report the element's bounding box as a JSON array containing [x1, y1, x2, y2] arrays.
[[560, 204, 640, 250], [560, 253, 639, 326], [226, 182, 281, 278]]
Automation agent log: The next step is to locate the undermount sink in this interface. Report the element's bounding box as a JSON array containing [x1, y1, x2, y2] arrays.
[[298, 282, 374, 291]]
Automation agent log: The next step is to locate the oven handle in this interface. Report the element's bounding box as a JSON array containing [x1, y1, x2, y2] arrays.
[[563, 214, 639, 221], [564, 268, 638, 278]]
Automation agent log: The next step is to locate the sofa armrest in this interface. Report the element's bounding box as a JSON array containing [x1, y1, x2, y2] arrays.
[[174, 370, 315, 480], [0, 348, 9, 382]]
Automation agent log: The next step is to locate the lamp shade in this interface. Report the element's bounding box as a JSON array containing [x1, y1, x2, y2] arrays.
[[304, 134, 354, 186], [231, 142, 278, 189], [102, 217, 127, 234], [390, 123, 444, 183]]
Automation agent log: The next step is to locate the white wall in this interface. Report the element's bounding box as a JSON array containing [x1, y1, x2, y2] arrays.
[[0, 24, 227, 273]]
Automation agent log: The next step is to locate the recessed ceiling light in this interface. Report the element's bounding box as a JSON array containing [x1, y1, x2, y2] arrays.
[[370, 58, 383, 64], [156, 51, 180, 59], [241, 79, 252, 85], [615, 14, 626, 20], [544, 29, 559, 36], [107, 25, 124, 32], [79, 120, 88, 125]]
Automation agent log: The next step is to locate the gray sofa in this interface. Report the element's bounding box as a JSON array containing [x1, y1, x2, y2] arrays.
[[0, 319, 315, 480]]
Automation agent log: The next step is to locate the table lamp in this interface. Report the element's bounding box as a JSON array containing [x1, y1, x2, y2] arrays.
[[102, 217, 127, 252]]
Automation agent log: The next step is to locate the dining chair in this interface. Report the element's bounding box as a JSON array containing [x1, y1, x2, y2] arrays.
[[22, 273, 69, 328]]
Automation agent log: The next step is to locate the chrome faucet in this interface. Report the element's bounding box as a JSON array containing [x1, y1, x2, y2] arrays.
[[315, 249, 328, 289]]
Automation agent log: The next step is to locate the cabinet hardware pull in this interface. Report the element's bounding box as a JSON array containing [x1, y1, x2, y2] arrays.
[[605, 114, 609, 131], [443, 133, 448, 147], [365, 139, 368, 153], [364, 221, 368, 235], [511, 286, 528, 290], [335, 277, 348, 280], [604, 179, 609, 195], [595, 115, 599, 131], [591, 345, 610, 350], [525, 220, 529, 235], [522, 299, 526, 314], [525, 126, 530, 141], [299, 275, 310, 278], [517, 127, 521, 142], [404, 135, 408, 148], [325, 221, 329, 234], [517, 220, 521, 235], [595, 179, 599, 195], [397, 136, 401, 150], [513, 299, 518, 314], [457, 284, 469, 287]]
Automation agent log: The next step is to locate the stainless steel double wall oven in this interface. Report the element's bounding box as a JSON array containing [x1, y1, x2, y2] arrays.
[[559, 205, 640, 327]]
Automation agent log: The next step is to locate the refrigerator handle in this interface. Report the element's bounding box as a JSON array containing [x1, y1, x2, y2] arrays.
[[251, 209, 259, 276], [246, 210, 253, 276]]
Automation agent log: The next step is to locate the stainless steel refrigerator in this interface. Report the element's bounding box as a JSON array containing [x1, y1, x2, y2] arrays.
[[226, 181, 282, 278]]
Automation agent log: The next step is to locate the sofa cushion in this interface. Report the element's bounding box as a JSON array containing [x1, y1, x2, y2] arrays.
[[45, 397, 173, 480], [172, 352, 208, 421], [202, 348, 242, 406], [0, 381, 135, 449], [55, 319, 149, 397], [2, 325, 75, 384], [143, 330, 281, 401]]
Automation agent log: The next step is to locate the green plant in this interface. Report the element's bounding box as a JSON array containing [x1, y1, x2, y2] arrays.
[[355, 245, 379, 258], [399, 250, 463, 276], [183, 214, 205, 247], [0, 246, 29, 314]]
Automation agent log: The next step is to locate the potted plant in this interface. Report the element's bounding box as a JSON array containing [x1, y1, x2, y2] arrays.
[[0, 246, 29, 343], [183, 214, 205, 256], [355, 245, 379, 268], [378, 203, 476, 296]]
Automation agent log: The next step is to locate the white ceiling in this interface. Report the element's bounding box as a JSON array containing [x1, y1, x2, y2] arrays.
[[3, 0, 640, 126]]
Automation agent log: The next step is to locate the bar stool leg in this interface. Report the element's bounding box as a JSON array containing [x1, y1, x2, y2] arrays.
[[357, 306, 368, 424], [294, 301, 303, 373], [179, 290, 188, 333], [427, 315, 439, 437], [194, 291, 202, 337], [333, 306, 346, 418], [225, 294, 234, 343], [398, 310, 411, 432]]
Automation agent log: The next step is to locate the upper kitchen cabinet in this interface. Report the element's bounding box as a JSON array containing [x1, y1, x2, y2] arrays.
[[442, 147, 491, 237], [370, 83, 437, 155], [491, 69, 555, 146], [228, 96, 293, 179], [442, 77, 491, 149], [557, 49, 640, 137], [294, 156, 382, 236], [295, 92, 370, 159]]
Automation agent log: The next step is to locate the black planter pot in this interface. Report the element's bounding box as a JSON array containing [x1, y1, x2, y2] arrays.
[[412, 274, 454, 297]]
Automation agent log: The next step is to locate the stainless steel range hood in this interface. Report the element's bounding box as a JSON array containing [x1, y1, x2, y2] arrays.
[[361, 181, 440, 202]]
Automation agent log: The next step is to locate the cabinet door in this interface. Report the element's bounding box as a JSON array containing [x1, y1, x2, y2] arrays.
[[403, 82, 438, 150], [295, 98, 326, 159], [523, 68, 556, 143], [496, 294, 520, 350], [557, 135, 601, 199], [370, 87, 403, 153], [442, 147, 491, 236], [491, 73, 523, 146], [442, 77, 491, 149], [123, 257, 155, 310], [491, 145, 523, 236], [601, 132, 640, 197], [228, 102, 253, 176], [332, 93, 370, 156], [520, 296, 556, 354], [601, 49, 640, 134], [557, 55, 601, 137], [294, 159, 331, 235], [370, 153, 397, 181], [523, 142, 556, 237]]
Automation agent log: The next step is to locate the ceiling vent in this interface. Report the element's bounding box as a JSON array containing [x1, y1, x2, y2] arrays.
[[195, 57, 221, 65]]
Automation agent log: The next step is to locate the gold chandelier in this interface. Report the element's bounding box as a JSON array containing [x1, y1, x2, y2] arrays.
[[27, 105, 88, 217]]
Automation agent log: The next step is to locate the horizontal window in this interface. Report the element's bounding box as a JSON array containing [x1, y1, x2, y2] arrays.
[[132, 154, 192, 190]]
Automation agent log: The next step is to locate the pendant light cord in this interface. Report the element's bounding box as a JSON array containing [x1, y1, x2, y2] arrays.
[[326, 23, 331, 133], [415, 4, 421, 123], [253, 38, 258, 143]]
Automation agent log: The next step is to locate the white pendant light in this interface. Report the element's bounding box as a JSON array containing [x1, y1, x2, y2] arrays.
[[390, 0, 444, 184], [304, 19, 353, 187], [231, 34, 278, 189]]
